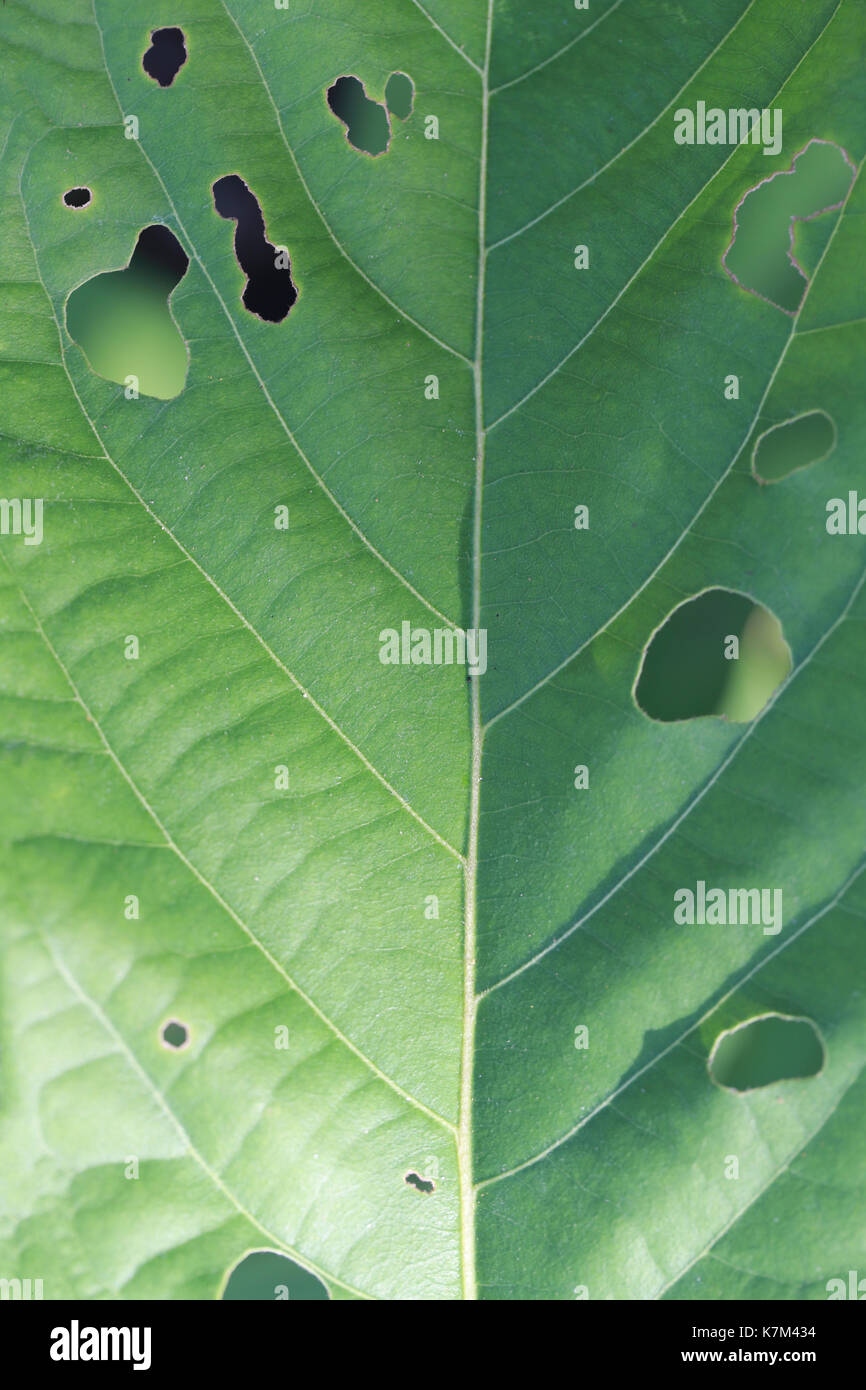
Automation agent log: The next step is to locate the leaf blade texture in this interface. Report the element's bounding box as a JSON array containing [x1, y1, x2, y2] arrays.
[[0, 0, 864, 1300]]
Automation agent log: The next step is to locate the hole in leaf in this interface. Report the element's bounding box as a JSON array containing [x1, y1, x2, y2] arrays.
[[723, 139, 855, 314], [63, 186, 91, 209], [635, 589, 791, 723], [222, 1250, 329, 1300], [142, 27, 187, 87], [65, 224, 189, 400], [212, 175, 297, 323], [385, 72, 414, 121], [160, 1019, 189, 1050], [404, 1170, 435, 1193], [752, 410, 836, 484], [709, 1014, 825, 1091], [327, 75, 391, 156]]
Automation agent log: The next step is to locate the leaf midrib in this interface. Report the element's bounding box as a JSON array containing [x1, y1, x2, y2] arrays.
[[9, 0, 856, 1301]]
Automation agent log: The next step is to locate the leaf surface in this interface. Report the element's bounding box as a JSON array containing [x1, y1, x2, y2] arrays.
[[0, 0, 864, 1300]]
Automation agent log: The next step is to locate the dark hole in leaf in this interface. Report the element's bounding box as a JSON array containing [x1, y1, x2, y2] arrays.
[[133, 224, 190, 283], [63, 186, 91, 209], [327, 75, 391, 156], [709, 1014, 825, 1091], [212, 174, 297, 323], [142, 26, 187, 87], [405, 1170, 435, 1193], [385, 72, 414, 121], [222, 1250, 329, 1300], [65, 224, 189, 400], [635, 588, 791, 723], [160, 1019, 189, 1049], [752, 410, 836, 484]]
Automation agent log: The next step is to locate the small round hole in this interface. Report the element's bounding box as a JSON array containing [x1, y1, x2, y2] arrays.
[[63, 187, 92, 209], [160, 1019, 189, 1050]]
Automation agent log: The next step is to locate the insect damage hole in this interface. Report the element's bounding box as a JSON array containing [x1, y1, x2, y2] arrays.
[[221, 1250, 329, 1300], [160, 1019, 189, 1050], [723, 138, 855, 314], [63, 186, 91, 209], [142, 27, 187, 87], [404, 1171, 435, 1193], [212, 175, 297, 323], [327, 76, 391, 156], [752, 410, 836, 484], [65, 223, 189, 400], [385, 72, 414, 121], [709, 1014, 825, 1091], [634, 588, 791, 724]]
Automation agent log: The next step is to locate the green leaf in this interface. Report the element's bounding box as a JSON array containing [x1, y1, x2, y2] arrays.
[[1, 0, 864, 1302]]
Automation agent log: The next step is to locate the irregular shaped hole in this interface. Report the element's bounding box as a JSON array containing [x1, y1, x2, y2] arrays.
[[66, 224, 189, 400], [221, 1250, 329, 1300], [709, 1014, 825, 1091], [635, 589, 791, 723], [142, 27, 187, 87], [63, 186, 91, 209], [385, 72, 414, 121], [327, 75, 391, 156], [212, 175, 297, 323], [723, 139, 855, 314], [404, 1170, 435, 1193], [160, 1019, 189, 1050], [752, 410, 836, 484]]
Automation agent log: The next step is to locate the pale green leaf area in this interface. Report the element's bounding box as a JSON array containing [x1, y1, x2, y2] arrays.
[[0, 0, 864, 1301]]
